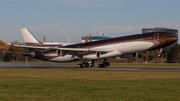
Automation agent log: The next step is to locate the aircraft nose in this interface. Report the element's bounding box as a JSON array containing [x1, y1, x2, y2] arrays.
[[172, 36, 178, 42], [166, 36, 178, 45]]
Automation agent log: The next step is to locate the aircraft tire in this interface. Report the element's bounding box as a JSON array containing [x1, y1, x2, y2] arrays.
[[82, 63, 86, 68], [89, 63, 94, 67], [98, 64, 105, 68], [85, 63, 89, 67], [77, 64, 84, 68], [77, 64, 81, 68], [104, 62, 110, 66], [91, 63, 94, 67]]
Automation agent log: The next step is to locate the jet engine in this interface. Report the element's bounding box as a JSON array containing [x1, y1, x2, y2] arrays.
[[29, 49, 62, 58], [28, 51, 43, 58], [83, 51, 101, 59], [120, 53, 137, 59], [43, 49, 62, 57], [23, 52, 36, 57]]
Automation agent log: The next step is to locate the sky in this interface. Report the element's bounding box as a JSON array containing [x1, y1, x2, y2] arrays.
[[0, 0, 180, 43]]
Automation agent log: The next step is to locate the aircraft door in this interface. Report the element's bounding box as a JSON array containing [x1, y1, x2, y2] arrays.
[[154, 33, 159, 40]]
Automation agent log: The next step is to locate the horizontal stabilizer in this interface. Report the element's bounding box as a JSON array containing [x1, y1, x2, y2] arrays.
[[2, 40, 12, 46], [4, 51, 35, 57]]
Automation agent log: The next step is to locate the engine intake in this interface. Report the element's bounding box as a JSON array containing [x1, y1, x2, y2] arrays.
[[56, 49, 62, 56]]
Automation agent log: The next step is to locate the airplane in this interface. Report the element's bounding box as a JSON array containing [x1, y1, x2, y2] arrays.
[[3, 28, 177, 68]]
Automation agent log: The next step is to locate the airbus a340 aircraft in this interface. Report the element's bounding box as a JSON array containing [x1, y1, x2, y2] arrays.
[[3, 28, 177, 68]]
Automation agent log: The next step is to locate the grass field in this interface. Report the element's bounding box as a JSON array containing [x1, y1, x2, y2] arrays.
[[0, 68, 180, 101]]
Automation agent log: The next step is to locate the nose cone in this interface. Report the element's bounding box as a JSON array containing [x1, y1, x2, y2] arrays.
[[166, 36, 178, 45]]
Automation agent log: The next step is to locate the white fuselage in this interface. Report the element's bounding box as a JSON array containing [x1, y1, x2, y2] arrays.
[[49, 41, 154, 62]]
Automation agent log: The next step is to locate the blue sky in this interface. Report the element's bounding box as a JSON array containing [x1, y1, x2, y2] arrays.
[[1, 0, 180, 43]]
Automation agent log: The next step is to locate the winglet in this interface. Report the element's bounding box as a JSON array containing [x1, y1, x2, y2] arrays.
[[2, 40, 12, 46]]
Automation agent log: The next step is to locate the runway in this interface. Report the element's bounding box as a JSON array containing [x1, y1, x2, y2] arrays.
[[0, 66, 180, 72]]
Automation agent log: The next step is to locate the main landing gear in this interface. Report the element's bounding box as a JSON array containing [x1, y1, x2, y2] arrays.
[[77, 60, 95, 68], [77, 59, 110, 68], [98, 59, 110, 68]]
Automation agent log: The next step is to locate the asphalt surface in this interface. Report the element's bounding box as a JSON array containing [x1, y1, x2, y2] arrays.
[[0, 66, 180, 72]]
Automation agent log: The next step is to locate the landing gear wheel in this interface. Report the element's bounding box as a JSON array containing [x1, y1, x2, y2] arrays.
[[77, 60, 95, 68], [98, 59, 110, 68], [91, 63, 95, 67], [77, 64, 80, 68], [85, 63, 89, 67], [89, 63, 94, 67], [77, 64, 84, 68], [98, 64, 105, 68], [104, 62, 110, 66], [82, 63, 86, 67]]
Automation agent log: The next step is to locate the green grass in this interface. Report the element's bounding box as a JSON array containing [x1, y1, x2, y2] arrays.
[[0, 69, 180, 101]]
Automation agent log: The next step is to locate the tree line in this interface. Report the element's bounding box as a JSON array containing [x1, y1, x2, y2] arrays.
[[0, 40, 180, 63], [0, 40, 37, 62]]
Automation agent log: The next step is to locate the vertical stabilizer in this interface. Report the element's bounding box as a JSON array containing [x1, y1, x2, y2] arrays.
[[20, 28, 42, 46]]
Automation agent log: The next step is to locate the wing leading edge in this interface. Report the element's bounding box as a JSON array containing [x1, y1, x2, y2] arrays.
[[2, 40, 114, 53]]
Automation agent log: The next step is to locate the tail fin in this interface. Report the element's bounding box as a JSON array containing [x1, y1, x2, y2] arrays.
[[20, 28, 42, 46]]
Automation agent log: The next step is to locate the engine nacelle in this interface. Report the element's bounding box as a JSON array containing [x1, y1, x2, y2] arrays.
[[120, 53, 137, 59], [29, 51, 43, 58], [24, 52, 36, 57], [83, 51, 101, 59], [44, 49, 62, 57]]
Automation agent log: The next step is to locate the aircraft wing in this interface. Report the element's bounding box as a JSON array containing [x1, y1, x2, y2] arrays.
[[3, 40, 50, 50], [43, 42, 74, 46], [57, 48, 114, 52], [2, 40, 114, 53]]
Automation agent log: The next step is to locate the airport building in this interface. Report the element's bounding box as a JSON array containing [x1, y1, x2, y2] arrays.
[[81, 30, 110, 43], [81, 35, 110, 43]]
